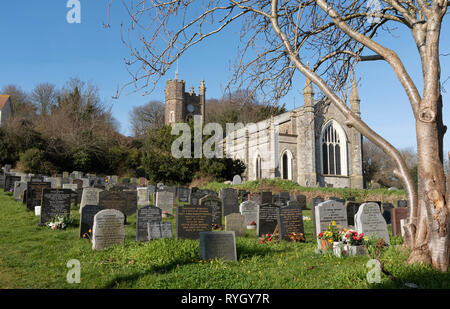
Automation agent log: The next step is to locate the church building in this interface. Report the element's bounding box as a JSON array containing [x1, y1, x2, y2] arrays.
[[164, 76, 364, 189]]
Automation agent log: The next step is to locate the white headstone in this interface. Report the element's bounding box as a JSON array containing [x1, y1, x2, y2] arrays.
[[156, 190, 174, 215], [232, 175, 242, 185], [137, 187, 150, 207], [315, 200, 348, 247], [355, 202, 390, 245], [80, 187, 103, 209], [240, 200, 259, 226], [92, 209, 125, 250]]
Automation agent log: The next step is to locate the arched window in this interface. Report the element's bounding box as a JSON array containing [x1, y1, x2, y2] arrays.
[[280, 150, 293, 180], [256, 155, 262, 179], [321, 121, 347, 176]]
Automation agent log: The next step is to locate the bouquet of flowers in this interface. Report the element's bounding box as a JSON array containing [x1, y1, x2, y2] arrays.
[[343, 229, 367, 246], [259, 233, 278, 244], [289, 232, 306, 242], [318, 221, 342, 244], [47, 216, 73, 230]]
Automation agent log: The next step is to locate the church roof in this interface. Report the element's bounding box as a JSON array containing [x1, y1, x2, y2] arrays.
[[0, 95, 11, 110]]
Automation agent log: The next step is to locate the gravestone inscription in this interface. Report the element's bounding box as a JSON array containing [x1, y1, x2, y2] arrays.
[[199, 195, 222, 227], [155, 190, 174, 215], [258, 204, 280, 237], [40, 189, 72, 224], [176, 205, 212, 239], [225, 213, 246, 237], [199, 231, 237, 262], [240, 200, 259, 226], [355, 202, 390, 245], [315, 200, 348, 247], [92, 209, 125, 250], [147, 221, 173, 240], [279, 205, 304, 241], [221, 188, 239, 217], [26, 182, 51, 211], [136, 206, 162, 241]]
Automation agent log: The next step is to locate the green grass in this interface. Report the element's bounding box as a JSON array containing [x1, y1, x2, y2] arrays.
[[0, 190, 448, 289]]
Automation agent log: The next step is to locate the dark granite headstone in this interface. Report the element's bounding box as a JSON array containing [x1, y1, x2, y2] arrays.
[[279, 192, 290, 204], [178, 186, 190, 203], [257, 204, 280, 237], [26, 182, 51, 211], [296, 195, 307, 210], [4, 174, 21, 192], [40, 189, 72, 224], [136, 206, 162, 241], [397, 200, 408, 208], [261, 192, 273, 204], [79, 205, 104, 238], [190, 190, 207, 206], [346, 201, 361, 226], [200, 194, 222, 227], [98, 190, 137, 217], [199, 231, 237, 262], [279, 204, 304, 241], [382, 203, 394, 224], [147, 221, 173, 240], [176, 204, 212, 239], [221, 188, 239, 217]]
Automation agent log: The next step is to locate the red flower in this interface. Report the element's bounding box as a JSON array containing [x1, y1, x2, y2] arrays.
[[268, 238, 272, 241], [353, 236, 356, 240], [319, 232, 323, 237], [356, 237, 360, 241]]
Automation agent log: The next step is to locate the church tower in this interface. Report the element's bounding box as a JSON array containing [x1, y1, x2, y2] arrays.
[[164, 78, 206, 126]]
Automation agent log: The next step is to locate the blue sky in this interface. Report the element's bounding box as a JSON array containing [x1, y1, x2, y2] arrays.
[[0, 1, 449, 152]]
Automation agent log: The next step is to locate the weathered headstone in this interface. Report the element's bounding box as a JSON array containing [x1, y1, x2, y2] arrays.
[[137, 187, 150, 207], [72, 179, 83, 190], [26, 182, 51, 211], [155, 190, 174, 215], [240, 200, 259, 227], [4, 174, 21, 192], [220, 188, 239, 217], [199, 194, 222, 227], [391, 208, 409, 236], [13, 181, 27, 200], [249, 192, 262, 205], [296, 195, 307, 210], [147, 221, 173, 240], [79, 205, 104, 238], [258, 204, 280, 237], [261, 192, 273, 204], [190, 190, 207, 206], [199, 231, 237, 262], [177, 186, 190, 203], [80, 188, 103, 209], [315, 200, 348, 247], [279, 204, 304, 241], [329, 196, 345, 204], [92, 209, 125, 250], [355, 202, 390, 245], [63, 184, 78, 191], [176, 204, 212, 239], [136, 206, 162, 241], [225, 213, 246, 236], [279, 192, 290, 204], [98, 190, 137, 217], [345, 201, 361, 226], [40, 189, 72, 224], [232, 175, 242, 185]]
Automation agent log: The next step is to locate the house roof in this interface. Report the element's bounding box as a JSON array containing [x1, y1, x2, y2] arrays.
[[0, 95, 11, 110]]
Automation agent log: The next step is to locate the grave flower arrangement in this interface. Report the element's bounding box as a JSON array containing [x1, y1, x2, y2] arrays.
[[317, 221, 342, 244], [46, 216, 73, 230], [259, 233, 278, 244], [289, 232, 306, 242], [343, 229, 367, 246]]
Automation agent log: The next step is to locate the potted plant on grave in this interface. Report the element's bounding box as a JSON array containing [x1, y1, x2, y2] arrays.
[[247, 221, 257, 230], [318, 221, 342, 251], [342, 229, 367, 256]]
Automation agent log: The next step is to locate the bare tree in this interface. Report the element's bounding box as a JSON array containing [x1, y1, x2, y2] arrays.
[[111, 1, 449, 271], [129, 100, 165, 137], [1, 84, 36, 119], [30, 83, 59, 115]]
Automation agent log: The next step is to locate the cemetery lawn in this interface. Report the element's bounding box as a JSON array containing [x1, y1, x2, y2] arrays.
[[0, 191, 448, 289]]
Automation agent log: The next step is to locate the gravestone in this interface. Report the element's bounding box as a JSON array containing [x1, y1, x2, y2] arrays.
[[345, 201, 361, 226], [13, 181, 27, 200], [30, 176, 44, 182], [40, 189, 72, 224], [240, 200, 259, 227], [136, 206, 162, 241], [272, 195, 280, 204], [315, 200, 348, 247], [311, 197, 325, 236], [391, 208, 409, 236], [178, 186, 190, 203], [98, 190, 137, 217], [147, 221, 173, 240], [62, 172, 69, 179], [155, 190, 174, 215], [365, 200, 382, 212], [381, 203, 395, 224], [137, 187, 150, 207], [176, 204, 212, 240], [0, 173, 4, 190], [329, 196, 345, 204], [296, 195, 307, 210], [232, 175, 242, 185], [111, 176, 119, 185], [225, 213, 246, 237], [397, 200, 408, 208], [249, 192, 262, 205], [279, 192, 290, 203], [279, 204, 304, 241], [261, 192, 273, 204], [26, 182, 51, 211], [199, 194, 222, 227], [238, 190, 249, 203], [72, 179, 83, 190], [79, 205, 104, 238], [199, 231, 237, 262], [258, 204, 280, 237], [189, 190, 207, 206], [63, 184, 78, 191], [355, 202, 390, 245], [220, 188, 239, 217], [4, 174, 21, 192], [92, 209, 125, 250], [81, 178, 90, 188], [139, 177, 147, 187], [80, 188, 103, 209]]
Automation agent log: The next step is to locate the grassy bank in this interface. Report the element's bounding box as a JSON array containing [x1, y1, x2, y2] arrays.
[[199, 179, 407, 205], [0, 189, 447, 289]]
